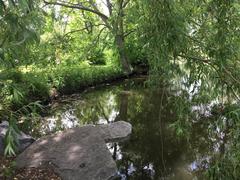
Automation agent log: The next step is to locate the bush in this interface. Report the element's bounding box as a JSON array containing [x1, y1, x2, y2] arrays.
[[0, 69, 50, 109], [0, 64, 123, 107], [51, 65, 123, 94], [86, 50, 106, 65]]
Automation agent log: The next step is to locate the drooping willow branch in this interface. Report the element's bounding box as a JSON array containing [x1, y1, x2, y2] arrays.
[[178, 54, 240, 101], [179, 54, 240, 85]]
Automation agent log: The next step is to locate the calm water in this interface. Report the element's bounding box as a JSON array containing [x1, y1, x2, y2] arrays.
[[27, 76, 226, 180]]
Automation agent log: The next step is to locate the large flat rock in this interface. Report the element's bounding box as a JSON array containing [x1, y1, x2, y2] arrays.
[[16, 121, 132, 180]]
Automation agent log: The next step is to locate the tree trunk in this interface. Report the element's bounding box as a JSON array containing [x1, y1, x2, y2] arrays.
[[113, 0, 132, 75], [115, 34, 132, 75]]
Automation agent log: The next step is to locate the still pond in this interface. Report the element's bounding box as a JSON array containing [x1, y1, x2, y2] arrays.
[[23, 76, 226, 180]]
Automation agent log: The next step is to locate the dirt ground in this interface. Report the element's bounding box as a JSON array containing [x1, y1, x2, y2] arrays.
[[0, 156, 61, 180]]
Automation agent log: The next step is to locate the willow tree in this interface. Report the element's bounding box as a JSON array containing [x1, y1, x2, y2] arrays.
[[0, 0, 44, 156], [0, 0, 43, 68], [140, 0, 240, 99], [138, 0, 188, 84], [139, 0, 240, 178], [43, 0, 134, 74]]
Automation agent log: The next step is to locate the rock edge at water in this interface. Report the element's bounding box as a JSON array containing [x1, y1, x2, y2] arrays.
[[16, 121, 132, 180]]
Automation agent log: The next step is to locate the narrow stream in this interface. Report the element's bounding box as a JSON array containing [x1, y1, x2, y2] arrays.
[[26, 76, 226, 180]]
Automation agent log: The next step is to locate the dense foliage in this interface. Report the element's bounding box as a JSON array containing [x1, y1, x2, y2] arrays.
[[139, 0, 240, 178], [0, 0, 240, 179]]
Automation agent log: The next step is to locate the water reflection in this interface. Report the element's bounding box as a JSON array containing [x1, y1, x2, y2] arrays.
[[28, 76, 226, 179]]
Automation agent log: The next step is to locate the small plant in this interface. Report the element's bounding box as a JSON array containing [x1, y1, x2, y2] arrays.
[[1, 100, 43, 156], [2, 159, 16, 179], [4, 117, 20, 156]]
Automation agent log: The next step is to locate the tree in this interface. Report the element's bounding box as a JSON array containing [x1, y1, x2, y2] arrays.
[[139, 0, 240, 98], [0, 0, 44, 156], [43, 0, 133, 74], [139, 1, 240, 178], [0, 0, 43, 67]]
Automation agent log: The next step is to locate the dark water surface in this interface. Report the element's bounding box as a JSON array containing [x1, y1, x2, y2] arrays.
[[28, 76, 225, 180]]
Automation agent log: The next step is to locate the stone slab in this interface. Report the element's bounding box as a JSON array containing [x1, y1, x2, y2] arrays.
[[98, 121, 132, 143], [16, 121, 132, 180]]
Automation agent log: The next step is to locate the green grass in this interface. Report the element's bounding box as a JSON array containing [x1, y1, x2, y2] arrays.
[[0, 64, 123, 107], [48, 64, 123, 94]]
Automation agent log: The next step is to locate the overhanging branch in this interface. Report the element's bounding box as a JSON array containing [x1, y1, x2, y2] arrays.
[[63, 27, 88, 38], [63, 23, 107, 37], [124, 29, 136, 37], [178, 54, 240, 86], [43, 0, 109, 20], [123, 0, 130, 8]]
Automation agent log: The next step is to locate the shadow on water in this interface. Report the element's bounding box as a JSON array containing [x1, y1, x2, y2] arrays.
[[25, 76, 228, 180]]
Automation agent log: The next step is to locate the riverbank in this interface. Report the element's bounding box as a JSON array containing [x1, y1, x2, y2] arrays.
[[0, 64, 148, 111], [0, 64, 121, 107]]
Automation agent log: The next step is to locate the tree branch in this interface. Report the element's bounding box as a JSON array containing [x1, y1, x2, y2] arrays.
[[43, 0, 109, 20], [93, 26, 107, 44], [63, 23, 107, 37], [0, 0, 6, 11], [123, 0, 130, 8], [63, 27, 88, 38], [178, 54, 210, 64], [178, 54, 240, 87], [124, 29, 136, 37], [106, 0, 112, 16], [88, 0, 112, 30]]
